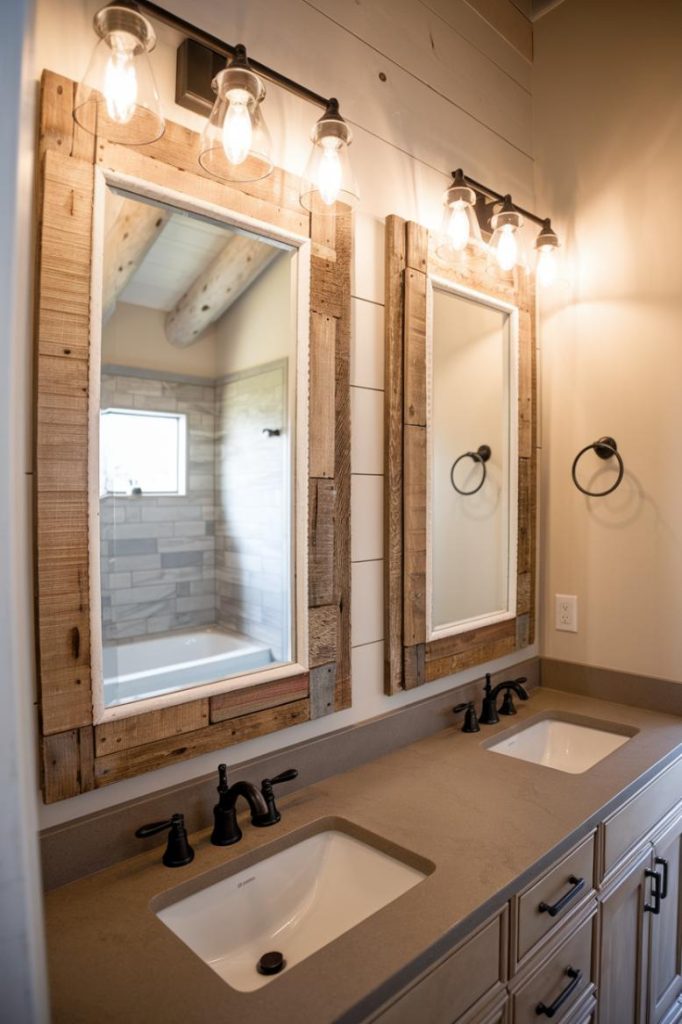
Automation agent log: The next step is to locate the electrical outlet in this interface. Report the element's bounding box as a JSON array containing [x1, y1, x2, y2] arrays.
[[555, 594, 578, 632]]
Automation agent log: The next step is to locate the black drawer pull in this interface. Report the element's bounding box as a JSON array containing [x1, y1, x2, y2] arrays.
[[536, 966, 582, 1018], [538, 875, 585, 917], [655, 857, 669, 900], [645, 868, 662, 914]]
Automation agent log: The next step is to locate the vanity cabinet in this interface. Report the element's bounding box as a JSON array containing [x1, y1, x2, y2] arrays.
[[649, 808, 682, 1023]]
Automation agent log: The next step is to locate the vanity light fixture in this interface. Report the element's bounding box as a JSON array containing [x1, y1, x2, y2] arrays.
[[80, 2, 359, 214], [439, 169, 478, 253], [535, 218, 560, 287], [74, 3, 165, 145], [489, 195, 523, 272], [198, 45, 273, 183], [442, 169, 560, 283], [300, 99, 359, 213]]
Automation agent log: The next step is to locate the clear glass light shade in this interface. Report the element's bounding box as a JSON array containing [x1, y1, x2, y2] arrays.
[[199, 66, 273, 183], [73, 6, 164, 146], [300, 103, 359, 216], [536, 245, 558, 286], [437, 202, 482, 259]]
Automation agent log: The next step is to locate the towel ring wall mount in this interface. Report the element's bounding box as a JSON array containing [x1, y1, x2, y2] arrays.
[[571, 436, 624, 497], [450, 444, 491, 496]]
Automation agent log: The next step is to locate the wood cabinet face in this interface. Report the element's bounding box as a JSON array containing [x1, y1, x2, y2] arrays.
[[650, 811, 682, 1023], [598, 846, 651, 1024]]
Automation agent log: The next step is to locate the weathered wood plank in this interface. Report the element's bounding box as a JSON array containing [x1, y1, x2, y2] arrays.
[[309, 313, 336, 478], [308, 478, 335, 607], [426, 635, 517, 682], [309, 663, 337, 718], [403, 424, 427, 646], [403, 643, 425, 689], [94, 699, 310, 786], [405, 221, 428, 273], [384, 215, 406, 694], [210, 675, 309, 724], [309, 605, 337, 668], [95, 700, 210, 756], [41, 728, 95, 803], [426, 618, 516, 662], [39, 71, 74, 158], [403, 269, 427, 427]]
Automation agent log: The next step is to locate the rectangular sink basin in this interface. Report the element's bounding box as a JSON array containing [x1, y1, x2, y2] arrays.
[[155, 828, 428, 992], [487, 716, 633, 774]]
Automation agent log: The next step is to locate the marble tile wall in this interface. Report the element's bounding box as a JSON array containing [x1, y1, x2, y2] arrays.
[[99, 371, 217, 642]]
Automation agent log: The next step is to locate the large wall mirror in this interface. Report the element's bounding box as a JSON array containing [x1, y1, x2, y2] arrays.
[[384, 218, 535, 693], [34, 71, 351, 802]]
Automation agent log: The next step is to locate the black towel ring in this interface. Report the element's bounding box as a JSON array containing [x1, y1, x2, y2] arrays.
[[450, 445, 491, 496], [571, 436, 624, 497]]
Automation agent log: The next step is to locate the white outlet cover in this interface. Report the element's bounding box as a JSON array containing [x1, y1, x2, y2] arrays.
[[555, 594, 578, 632]]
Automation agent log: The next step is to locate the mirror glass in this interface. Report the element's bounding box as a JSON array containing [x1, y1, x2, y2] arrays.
[[97, 186, 298, 709], [429, 283, 516, 635]]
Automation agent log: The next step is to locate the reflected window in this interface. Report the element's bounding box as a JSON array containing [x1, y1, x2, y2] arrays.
[[100, 408, 187, 496]]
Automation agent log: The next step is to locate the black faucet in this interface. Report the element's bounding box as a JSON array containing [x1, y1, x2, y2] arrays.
[[479, 673, 529, 724], [135, 812, 195, 867], [210, 764, 299, 846]]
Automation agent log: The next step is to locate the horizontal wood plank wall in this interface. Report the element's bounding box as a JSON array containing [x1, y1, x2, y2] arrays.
[[35, 70, 351, 802], [384, 219, 536, 694]]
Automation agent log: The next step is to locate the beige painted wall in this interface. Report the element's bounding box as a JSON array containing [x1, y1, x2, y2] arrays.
[[103, 303, 219, 377], [534, 0, 682, 683], [32, 0, 538, 828]]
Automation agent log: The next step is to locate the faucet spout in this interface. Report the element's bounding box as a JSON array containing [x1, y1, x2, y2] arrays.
[[227, 780, 269, 820]]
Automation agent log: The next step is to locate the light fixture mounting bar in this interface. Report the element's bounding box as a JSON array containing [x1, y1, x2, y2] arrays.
[[136, 0, 330, 112], [459, 170, 548, 229]]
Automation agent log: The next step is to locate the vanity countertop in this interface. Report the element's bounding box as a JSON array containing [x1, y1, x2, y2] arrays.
[[44, 688, 682, 1024]]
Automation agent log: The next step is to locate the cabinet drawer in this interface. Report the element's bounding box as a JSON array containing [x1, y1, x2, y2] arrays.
[[510, 907, 596, 1024], [373, 908, 506, 1024], [602, 757, 682, 877], [514, 833, 595, 966]]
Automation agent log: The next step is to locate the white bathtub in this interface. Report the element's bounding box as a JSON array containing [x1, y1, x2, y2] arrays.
[[103, 627, 274, 707]]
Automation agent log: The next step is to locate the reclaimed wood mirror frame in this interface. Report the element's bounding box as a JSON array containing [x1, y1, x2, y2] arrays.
[[383, 216, 536, 694], [35, 71, 351, 803]]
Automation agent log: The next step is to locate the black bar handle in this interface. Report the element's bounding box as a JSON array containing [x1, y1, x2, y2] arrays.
[[655, 857, 669, 900], [269, 769, 298, 786], [135, 818, 173, 838], [536, 967, 581, 1017], [645, 868, 662, 914], [538, 875, 585, 917]]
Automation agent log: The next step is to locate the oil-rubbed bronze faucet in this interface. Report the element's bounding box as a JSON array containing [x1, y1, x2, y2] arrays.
[[479, 673, 529, 724], [210, 764, 299, 846]]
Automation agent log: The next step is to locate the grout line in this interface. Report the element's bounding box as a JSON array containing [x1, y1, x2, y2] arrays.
[[301, 0, 533, 159], [351, 637, 385, 650], [351, 472, 384, 478], [350, 383, 384, 394], [351, 557, 384, 565], [351, 295, 385, 309]]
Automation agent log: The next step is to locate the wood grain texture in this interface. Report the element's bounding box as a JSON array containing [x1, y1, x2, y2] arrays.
[[95, 701, 210, 756], [94, 700, 310, 786], [384, 219, 537, 694], [384, 216, 406, 693], [209, 675, 309, 724], [35, 71, 352, 801]]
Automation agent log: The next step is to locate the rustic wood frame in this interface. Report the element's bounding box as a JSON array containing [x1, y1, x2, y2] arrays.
[[383, 217, 536, 694], [35, 71, 351, 802]]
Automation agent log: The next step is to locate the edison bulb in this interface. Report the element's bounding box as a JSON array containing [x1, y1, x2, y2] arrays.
[[537, 246, 556, 287], [317, 137, 343, 206], [448, 202, 470, 251], [495, 225, 517, 271], [222, 89, 253, 166], [103, 36, 137, 124]]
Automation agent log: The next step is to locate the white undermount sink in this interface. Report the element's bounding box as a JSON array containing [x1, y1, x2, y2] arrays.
[[487, 716, 634, 774], [155, 828, 429, 992]]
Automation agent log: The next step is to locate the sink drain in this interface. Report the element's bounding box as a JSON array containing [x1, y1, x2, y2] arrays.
[[257, 950, 286, 976]]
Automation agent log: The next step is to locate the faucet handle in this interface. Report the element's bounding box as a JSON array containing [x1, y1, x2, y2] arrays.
[[453, 702, 480, 733], [514, 676, 529, 697], [135, 813, 194, 868], [254, 768, 299, 827]]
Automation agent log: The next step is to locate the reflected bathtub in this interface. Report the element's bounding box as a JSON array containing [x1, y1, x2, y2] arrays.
[[103, 627, 274, 707]]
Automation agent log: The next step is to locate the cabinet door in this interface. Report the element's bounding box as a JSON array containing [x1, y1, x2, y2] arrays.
[[598, 846, 651, 1024], [650, 810, 682, 1023]]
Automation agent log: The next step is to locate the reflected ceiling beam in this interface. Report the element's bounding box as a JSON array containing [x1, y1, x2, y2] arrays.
[[165, 234, 279, 347], [102, 199, 169, 320]]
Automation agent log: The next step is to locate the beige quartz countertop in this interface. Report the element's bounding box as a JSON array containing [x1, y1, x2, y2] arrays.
[[45, 688, 682, 1024]]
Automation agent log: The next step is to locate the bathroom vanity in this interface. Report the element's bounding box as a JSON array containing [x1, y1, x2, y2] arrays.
[[44, 687, 682, 1024]]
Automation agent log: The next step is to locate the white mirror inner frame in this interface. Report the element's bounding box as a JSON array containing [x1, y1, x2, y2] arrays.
[[34, 71, 351, 803], [426, 276, 519, 642], [88, 168, 311, 726], [383, 217, 536, 695]]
